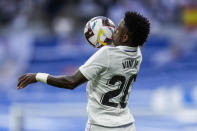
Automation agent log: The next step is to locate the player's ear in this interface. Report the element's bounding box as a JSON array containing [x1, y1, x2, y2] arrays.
[[122, 33, 129, 43]]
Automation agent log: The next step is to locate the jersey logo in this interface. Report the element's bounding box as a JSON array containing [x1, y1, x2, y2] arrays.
[[122, 58, 139, 69]]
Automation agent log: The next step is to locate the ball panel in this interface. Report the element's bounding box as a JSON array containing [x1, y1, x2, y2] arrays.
[[102, 17, 115, 28], [84, 23, 96, 47], [102, 27, 113, 38]]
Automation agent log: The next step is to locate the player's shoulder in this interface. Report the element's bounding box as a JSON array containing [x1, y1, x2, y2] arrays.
[[96, 46, 112, 54], [99, 45, 112, 50]]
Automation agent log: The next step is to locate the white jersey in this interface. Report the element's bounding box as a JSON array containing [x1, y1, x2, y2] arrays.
[[79, 45, 142, 127]]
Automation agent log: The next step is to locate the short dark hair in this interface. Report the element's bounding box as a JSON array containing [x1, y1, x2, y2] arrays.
[[124, 11, 150, 46]]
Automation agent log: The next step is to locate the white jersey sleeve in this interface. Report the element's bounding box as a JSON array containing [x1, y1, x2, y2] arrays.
[[79, 46, 109, 80]]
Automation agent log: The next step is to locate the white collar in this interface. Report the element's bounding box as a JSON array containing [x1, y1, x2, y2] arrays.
[[116, 46, 138, 52]]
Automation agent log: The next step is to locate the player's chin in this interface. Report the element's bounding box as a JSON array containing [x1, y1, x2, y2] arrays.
[[105, 39, 113, 46], [96, 44, 104, 48], [96, 39, 113, 48], [111, 35, 116, 44]]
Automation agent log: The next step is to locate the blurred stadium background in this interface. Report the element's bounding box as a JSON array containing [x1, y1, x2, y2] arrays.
[[0, 0, 197, 131]]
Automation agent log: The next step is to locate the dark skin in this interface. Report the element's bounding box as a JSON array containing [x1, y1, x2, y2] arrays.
[[17, 19, 130, 90], [112, 19, 130, 46], [17, 70, 87, 90]]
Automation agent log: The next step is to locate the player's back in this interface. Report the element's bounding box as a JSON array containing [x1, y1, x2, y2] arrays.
[[79, 46, 142, 127]]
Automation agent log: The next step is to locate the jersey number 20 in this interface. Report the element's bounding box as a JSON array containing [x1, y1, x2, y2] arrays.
[[101, 74, 137, 108]]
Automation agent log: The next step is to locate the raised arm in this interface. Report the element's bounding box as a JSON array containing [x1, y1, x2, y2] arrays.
[[17, 70, 88, 90]]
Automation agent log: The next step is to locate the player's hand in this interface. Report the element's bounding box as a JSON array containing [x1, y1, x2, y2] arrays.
[[17, 73, 37, 90]]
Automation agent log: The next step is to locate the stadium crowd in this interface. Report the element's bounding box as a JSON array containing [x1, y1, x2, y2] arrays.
[[0, 0, 196, 90], [0, 1, 197, 130]]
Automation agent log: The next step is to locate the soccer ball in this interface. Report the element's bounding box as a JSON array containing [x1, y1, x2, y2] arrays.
[[84, 16, 115, 48]]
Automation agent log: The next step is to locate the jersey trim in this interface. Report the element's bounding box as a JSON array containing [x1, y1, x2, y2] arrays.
[[79, 67, 92, 80], [123, 50, 137, 52]]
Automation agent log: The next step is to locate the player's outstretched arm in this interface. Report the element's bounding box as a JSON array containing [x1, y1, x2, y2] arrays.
[[17, 70, 88, 90]]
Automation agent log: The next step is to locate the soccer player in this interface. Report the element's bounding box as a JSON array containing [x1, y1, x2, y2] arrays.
[[17, 11, 150, 131]]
